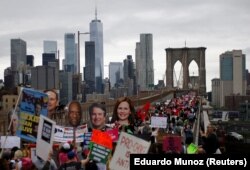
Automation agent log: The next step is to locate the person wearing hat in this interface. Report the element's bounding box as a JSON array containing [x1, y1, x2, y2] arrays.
[[58, 142, 74, 166]]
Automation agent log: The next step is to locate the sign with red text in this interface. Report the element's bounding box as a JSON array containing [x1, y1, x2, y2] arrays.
[[110, 132, 150, 170]]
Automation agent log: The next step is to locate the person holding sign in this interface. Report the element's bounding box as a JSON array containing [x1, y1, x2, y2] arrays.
[[111, 97, 135, 134], [68, 101, 82, 127], [88, 103, 107, 131]]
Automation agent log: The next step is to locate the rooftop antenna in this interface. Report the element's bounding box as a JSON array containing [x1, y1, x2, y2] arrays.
[[185, 40, 186, 47], [95, 0, 98, 20]]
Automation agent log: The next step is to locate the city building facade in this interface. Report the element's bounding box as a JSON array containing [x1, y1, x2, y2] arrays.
[[109, 62, 123, 88], [64, 33, 77, 73], [90, 12, 103, 93], [220, 50, 247, 107], [31, 66, 58, 90], [211, 78, 220, 108], [84, 41, 96, 95], [43, 40, 58, 58], [136, 34, 154, 91]]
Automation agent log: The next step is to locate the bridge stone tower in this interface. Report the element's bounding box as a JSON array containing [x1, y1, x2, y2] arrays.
[[165, 47, 206, 96]]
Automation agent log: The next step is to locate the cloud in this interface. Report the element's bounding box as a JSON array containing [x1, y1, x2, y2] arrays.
[[0, 0, 250, 92]]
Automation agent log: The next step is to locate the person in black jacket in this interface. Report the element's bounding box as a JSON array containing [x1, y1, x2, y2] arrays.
[[200, 124, 219, 154]]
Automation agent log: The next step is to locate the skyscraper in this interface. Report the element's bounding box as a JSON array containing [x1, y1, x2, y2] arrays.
[[84, 41, 95, 94], [31, 66, 57, 90], [64, 33, 77, 73], [90, 9, 103, 93], [42, 53, 56, 66], [124, 55, 136, 95], [123, 55, 134, 81], [43, 40, 57, 58], [219, 50, 247, 107], [136, 34, 154, 91], [109, 62, 123, 88], [11, 38, 27, 71], [26, 55, 34, 67], [211, 78, 220, 108]]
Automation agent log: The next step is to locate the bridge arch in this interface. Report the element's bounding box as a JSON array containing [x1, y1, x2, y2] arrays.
[[173, 60, 183, 88], [165, 47, 206, 95]]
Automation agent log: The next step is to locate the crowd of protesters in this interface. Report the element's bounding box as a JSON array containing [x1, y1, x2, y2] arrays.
[[0, 89, 222, 170]]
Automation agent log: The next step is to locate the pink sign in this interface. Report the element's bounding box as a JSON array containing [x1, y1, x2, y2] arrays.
[[106, 128, 119, 142], [163, 135, 182, 153]]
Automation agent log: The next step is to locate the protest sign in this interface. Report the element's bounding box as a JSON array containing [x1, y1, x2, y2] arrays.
[[187, 143, 198, 154], [83, 132, 92, 149], [36, 115, 55, 161], [30, 147, 37, 163], [0, 136, 20, 148], [54, 124, 87, 143], [106, 128, 119, 142], [89, 142, 111, 164], [16, 88, 48, 142], [91, 129, 113, 149], [88, 129, 113, 163], [162, 135, 182, 153], [110, 132, 151, 170], [150, 116, 167, 128]]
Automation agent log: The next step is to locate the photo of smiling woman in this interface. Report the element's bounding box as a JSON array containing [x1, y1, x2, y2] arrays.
[[111, 97, 135, 134]]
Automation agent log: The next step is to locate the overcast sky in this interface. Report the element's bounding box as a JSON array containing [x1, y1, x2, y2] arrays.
[[1, 0, 250, 92]]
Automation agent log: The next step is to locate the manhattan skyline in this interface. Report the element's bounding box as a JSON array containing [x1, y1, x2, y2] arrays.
[[0, 0, 250, 92]]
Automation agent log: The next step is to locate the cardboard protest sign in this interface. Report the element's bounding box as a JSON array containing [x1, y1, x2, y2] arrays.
[[150, 116, 167, 128], [36, 115, 55, 161], [54, 124, 87, 143], [16, 88, 48, 142], [0, 136, 20, 148], [110, 132, 151, 170], [162, 135, 182, 153]]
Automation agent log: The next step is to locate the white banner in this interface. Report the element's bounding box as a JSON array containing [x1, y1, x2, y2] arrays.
[[0, 136, 21, 149], [150, 116, 167, 128]]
